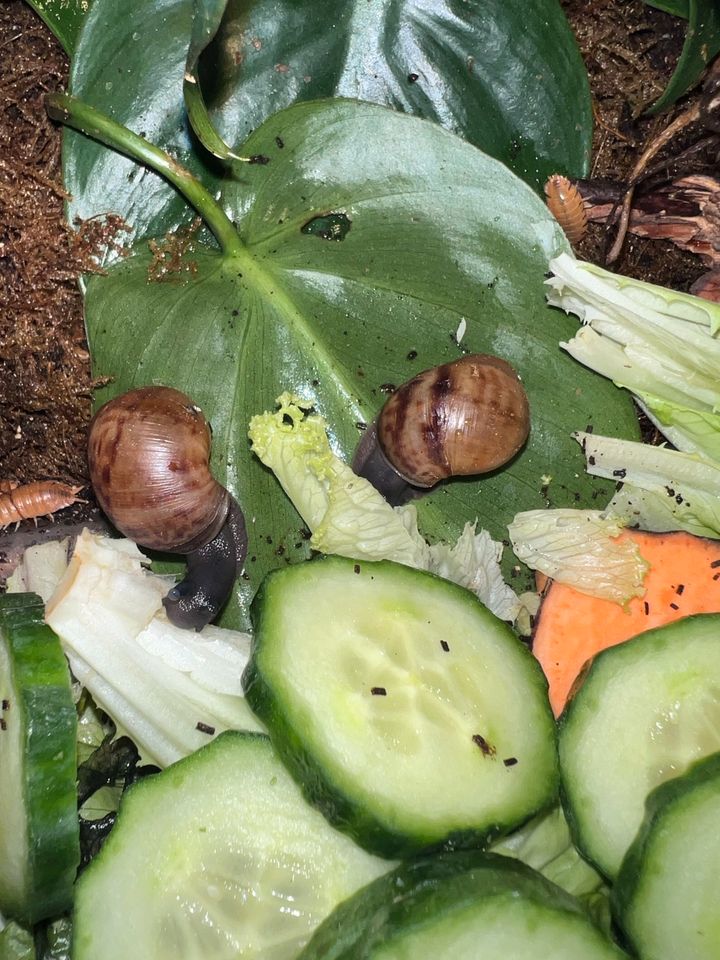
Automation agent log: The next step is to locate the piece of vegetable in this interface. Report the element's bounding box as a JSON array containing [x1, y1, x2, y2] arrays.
[[613, 751, 720, 960], [490, 806, 607, 910], [558, 614, 720, 880], [547, 253, 720, 460], [578, 431, 720, 539], [508, 508, 649, 605], [44, 530, 263, 767], [72, 731, 391, 960], [297, 850, 629, 959], [243, 554, 558, 858], [5, 538, 70, 602], [0, 919, 36, 960], [248, 394, 521, 621], [532, 528, 720, 714], [0, 593, 80, 925]]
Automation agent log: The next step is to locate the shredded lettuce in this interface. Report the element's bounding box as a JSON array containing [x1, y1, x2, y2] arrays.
[[249, 394, 521, 621], [6, 538, 70, 602], [576, 431, 720, 539], [491, 805, 606, 907], [45, 531, 263, 767], [508, 508, 648, 604], [547, 253, 720, 460], [0, 920, 35, 960], [427, 522, 522, 622]]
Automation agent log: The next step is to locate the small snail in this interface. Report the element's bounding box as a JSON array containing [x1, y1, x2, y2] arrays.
[[87, 386, 247, 631], [352, 354, 530, 505]]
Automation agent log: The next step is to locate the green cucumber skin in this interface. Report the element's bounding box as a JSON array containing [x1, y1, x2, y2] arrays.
[[557, 613, 720, 880], [612, 751, 720, 953], [298, 851, 628, 960], [244, 555, 558, 860], [0, 593, 79, 925], [73, 729, 392, 960]]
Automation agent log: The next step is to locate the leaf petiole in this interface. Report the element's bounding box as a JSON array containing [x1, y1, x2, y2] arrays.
[[45, 91, 245, 257]]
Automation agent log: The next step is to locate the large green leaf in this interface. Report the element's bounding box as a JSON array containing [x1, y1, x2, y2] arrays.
[[192, 0, 592, 193], [64, 0, 222, 250], [24, 0, 93, 55], [647, 0, 720, 113], [645, 0, 689, 15], [70, 98, 638, 630], [64, 0, 591, 249]]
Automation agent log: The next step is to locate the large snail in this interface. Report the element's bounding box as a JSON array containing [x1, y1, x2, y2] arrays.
[[353, 354, 530, 505], [87, 386, 247, 631]]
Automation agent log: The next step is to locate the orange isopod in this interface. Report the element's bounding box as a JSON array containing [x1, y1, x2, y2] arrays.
[[0, 481, 84, 530], [544, 174, 588, 245]]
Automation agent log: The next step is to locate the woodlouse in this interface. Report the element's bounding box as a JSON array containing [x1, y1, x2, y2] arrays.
[[0, 481, 84, 530], [544, 174, 588, 245]]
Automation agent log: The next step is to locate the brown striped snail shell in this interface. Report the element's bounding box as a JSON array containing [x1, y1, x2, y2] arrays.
[[88, 386, 246, 630], [353, 354, 530, 506], [544, 174, 588, 246]]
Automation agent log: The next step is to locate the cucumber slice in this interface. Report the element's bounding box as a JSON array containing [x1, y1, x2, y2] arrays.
[[73, 731, 391, 960], [0, 592, 79, 924], [613, 751, 720, 960], [244, 556, 558, 857], [558, 613, 720, 879], [299, 850, 629, 959]]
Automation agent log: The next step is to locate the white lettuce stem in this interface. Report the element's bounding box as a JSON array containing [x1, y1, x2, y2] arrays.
[[547, 253, 720, 461]]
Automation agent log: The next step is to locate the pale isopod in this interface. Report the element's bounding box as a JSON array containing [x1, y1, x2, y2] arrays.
[[544, 174, 588, 245], [0, 481, 84, 530]]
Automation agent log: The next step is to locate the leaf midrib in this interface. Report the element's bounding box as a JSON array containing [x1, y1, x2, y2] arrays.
[[229, 249, 367, 425]]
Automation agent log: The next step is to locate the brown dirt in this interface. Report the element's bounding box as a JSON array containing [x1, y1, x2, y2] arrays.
[[0, 0, 717, 493], [0, 1, 90, 486]]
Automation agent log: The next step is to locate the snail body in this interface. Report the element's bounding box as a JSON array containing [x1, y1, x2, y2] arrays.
[[353, 354, 530, 505], [88, 386, 247, 630]]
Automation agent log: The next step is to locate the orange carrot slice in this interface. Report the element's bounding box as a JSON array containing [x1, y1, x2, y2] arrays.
[[532, 529, 720, 716]]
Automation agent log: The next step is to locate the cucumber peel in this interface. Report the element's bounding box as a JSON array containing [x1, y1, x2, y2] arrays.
[[72, 731, 391, 960], [0, 593, 79, 924], [244, 555, 558, 857], [613, 751, 720, 960], [298, 850, 629, 959], [559, 613, 720, 879]]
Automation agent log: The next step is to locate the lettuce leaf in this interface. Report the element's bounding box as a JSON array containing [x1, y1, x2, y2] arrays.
[[491, 805, 606, 905], [0, 921, 35, 960], [547, 253, 720, 459], [508, 508, 648, 604], [45, 531, 263, 767], [248, 395, 521, 621], [577, 431, 720, 539]]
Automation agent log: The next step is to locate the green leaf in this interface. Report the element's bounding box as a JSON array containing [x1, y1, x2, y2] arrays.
[[65, 0, 223, 249], [645, 0, 689, 16], [73, 98, 637, 630], [193, 0, 592, 192], [648, 0, 720, 113], [65, 0, 592, 245], [24, 0, 92, 55], [183, 0, 243, 162]]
